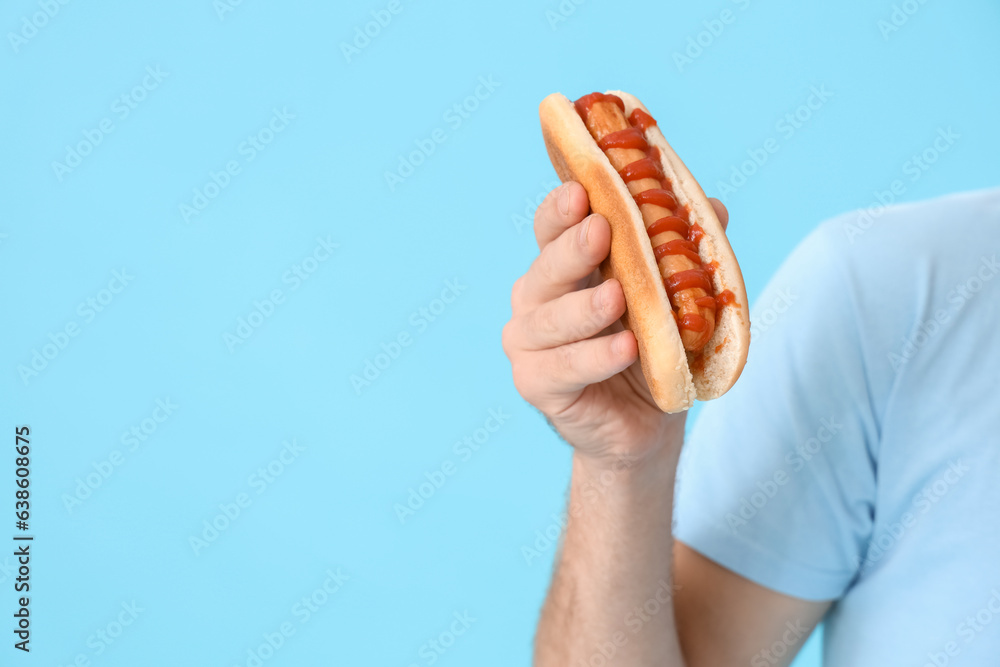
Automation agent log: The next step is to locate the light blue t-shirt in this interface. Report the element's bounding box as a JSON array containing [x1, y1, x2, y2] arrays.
[[674, 187, 1000, 666]]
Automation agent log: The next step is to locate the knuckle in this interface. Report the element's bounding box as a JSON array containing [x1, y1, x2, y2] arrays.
[[539, 243, 561, 278], [510, 276, 525, 306], [500, 321, 515, 355], [510, 364, 536, 403], [533, 304, 560, 340], [583, 303, 606, 334], [534, 257, 559, 292], [584, 286, 612, 329], [568, 303, 596, 340], [557, 233, 585, 271], [589, 342, 610, 374], [553, 343, 577, 378]]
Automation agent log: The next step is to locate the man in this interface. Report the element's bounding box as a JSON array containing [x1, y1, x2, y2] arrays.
[[501, 180, 1000, 666]]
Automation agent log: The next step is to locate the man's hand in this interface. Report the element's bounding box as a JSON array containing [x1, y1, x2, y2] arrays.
[[501, 181, 729, 465], [508, 183, 831, 667]]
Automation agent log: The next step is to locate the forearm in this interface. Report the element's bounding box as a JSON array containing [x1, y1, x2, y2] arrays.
[[535, 430, 685, 666]]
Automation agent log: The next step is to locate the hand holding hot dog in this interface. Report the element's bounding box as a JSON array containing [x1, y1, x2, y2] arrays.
[[501, 181, 730, 464], [539, 91, 750, 413]]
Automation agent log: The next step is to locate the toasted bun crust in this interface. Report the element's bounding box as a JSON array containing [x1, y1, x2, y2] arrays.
[[539, 91, 750, 412]]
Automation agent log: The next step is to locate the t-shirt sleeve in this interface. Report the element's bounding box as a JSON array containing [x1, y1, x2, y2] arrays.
[[673, 221, 880, 601]]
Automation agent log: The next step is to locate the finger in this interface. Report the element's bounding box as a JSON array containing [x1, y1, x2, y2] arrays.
[[535, 181, 591, 251], [519, 213, 610, 310], [521, 330, 638, 399], [517, 279, 626, 351], [708, 197, 729, 231]]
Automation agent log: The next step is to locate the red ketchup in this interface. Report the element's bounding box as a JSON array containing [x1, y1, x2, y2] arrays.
[[575, 92, 624, 118], [574, 93, 738, 344]]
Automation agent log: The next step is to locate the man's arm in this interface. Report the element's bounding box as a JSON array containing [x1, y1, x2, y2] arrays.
[[536, 442, 830, 666], [502, 182, 830, 666]]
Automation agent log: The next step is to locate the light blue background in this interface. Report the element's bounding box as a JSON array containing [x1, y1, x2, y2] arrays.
[[1, 0, 998, 665]]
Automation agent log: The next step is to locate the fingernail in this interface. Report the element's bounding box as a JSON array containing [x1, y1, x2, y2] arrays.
[[594, 281, 610, 311], [577, 215, 592, 246], [613, 331, 628, 356], [558, 183, 571, 215], [611, 331, 628, 357]]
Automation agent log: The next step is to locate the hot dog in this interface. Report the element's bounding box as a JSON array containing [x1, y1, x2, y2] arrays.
[[539, 90, 750, 413], [575, 93, 720, 352]]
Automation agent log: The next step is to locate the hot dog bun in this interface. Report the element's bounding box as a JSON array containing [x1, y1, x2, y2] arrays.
[[539, 91, 750, 413]]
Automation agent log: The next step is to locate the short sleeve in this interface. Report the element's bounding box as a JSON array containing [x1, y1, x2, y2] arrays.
[[673, 221, 879, 601]]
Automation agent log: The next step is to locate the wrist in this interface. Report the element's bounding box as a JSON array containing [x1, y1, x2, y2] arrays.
[[573, 411, 687, 478], [571, 439, 683, 513]]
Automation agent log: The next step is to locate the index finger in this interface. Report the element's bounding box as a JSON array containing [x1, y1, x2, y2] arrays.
[[534, 181, 591, 251]]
